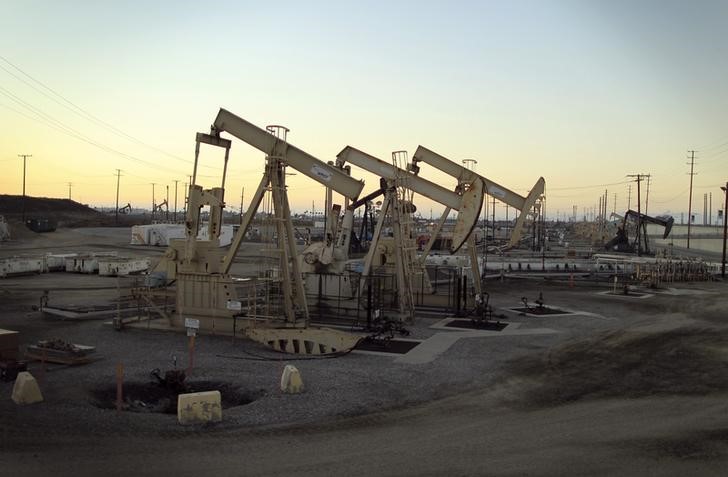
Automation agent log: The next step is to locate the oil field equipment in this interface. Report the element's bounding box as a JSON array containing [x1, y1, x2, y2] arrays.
[[152, 109, 365, 353]]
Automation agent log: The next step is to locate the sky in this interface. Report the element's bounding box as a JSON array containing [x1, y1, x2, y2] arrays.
[[1, 0, 727, 221]]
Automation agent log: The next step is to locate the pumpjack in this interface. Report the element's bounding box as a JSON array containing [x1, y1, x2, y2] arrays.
[[604, 209, 674, 255], [151, 109, 365, 354]]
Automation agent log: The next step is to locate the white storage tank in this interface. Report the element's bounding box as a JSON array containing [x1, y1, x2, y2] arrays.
[[45, 253, 78, 272], [98, 258, 151, 276], [0, 257, 44, 278], [65, 256, 100, 274]]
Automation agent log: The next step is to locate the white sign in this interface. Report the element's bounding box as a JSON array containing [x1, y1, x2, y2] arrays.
[[310, 165, 332, 182], [187, 328, 197, 337], [490, 186, 506, 199], [184, 318, 200, 329], [226, 300, 242, 311]]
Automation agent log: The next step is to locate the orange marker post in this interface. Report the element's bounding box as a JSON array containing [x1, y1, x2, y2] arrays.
[[116, 362, 124, 413], [187, 335, 196, 375]]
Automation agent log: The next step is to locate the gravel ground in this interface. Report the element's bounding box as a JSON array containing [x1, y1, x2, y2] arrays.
[[1, 271, 723, 436], [2, 227, 727, 475]]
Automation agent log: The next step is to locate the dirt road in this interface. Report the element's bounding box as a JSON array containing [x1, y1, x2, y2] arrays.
[[4, 387, 726, 476]]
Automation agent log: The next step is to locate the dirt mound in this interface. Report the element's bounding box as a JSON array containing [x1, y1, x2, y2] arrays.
[[0, 195, 145, 228], [0, 194, 99, 215], [504, 327, 728, 409]]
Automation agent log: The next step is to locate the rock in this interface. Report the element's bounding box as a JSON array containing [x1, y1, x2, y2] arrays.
[[11, 371, 43, 405], [280, 365, 304, 394], [177, 390, 222, 425]]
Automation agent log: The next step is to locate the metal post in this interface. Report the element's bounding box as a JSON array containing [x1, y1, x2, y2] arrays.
[[455, 270, 461, 316], [166, 185, 170, 222], [462, 275, 468, 311], [367, 279, 373, 330]]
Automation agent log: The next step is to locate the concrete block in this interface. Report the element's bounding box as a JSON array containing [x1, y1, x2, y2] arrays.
[[11, 372, 43, 405], [177, 390, 222, 425], [280, 365, 304, 394]]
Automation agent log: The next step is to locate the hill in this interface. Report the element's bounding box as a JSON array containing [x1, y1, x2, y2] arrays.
[[0, 195, 139, 228]]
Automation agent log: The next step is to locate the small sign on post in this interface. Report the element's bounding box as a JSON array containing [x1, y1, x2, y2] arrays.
[[185, 318, 199, 337]]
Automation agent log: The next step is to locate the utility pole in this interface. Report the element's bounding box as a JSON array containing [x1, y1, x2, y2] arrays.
[[721, 183, 727, 278], [709, 192, 712, 225], [151, 183, 157, 223], [627, 184, 632, 211], [183, 182, 188, 218], [67, 182, 72, 200], [687, 150, 697, 248], [613, 193, 617, 215], [173, 180, 179, 223], [703, 193, 708, 226], [166, 185, 170, 222], [627, 174, 645, 255], [492, 196, 496, 243], [115, 169, 121, 225], [240, 187, 245, 224], [598, 196, 602, 221], [18, 154, 31, 222], [644, 174, 651, 216]]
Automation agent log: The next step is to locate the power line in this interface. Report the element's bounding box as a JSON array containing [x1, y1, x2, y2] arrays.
[[547, 179, 630, 191], [696, 137, 728, 152], [0, 55, 201, 168], [0, 88, 181, 174], [649, 187, 689, 204]]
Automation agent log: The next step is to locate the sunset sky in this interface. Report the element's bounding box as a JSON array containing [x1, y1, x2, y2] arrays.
[[1, 0, 727, 221]]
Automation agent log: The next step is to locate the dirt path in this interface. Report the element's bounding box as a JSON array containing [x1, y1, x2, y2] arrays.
[[4, 388, 727, 476]]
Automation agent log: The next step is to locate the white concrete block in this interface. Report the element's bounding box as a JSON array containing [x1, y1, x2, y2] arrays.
[[280, 365, 304, 394], [177, 390, 222, 425], [11, 371, 43, 405]]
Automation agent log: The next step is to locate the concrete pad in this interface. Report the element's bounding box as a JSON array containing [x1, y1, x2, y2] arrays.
[[396, 328, 560, 365], [11, 371, 43, 405], [280, 365, 304, 394], [396, 332, 466, 365], [430, 318, 521, 331], [177, 390, 222, 425]]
